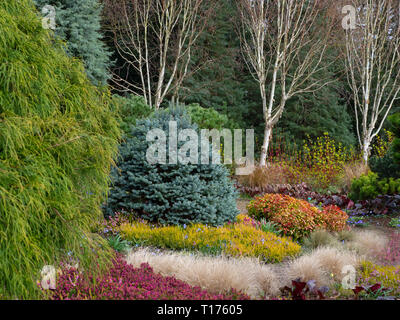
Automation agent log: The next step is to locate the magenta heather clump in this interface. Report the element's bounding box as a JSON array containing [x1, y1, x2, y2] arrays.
[[375, 232, 400, 265], [50, 255, 250, 300], [101, 212, 130, 236]]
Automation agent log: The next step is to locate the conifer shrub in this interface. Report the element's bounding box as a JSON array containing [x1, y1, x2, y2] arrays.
[[186, 103, 232, 130], [388, 113, 400, 165], [111, 94, 152, 136], [104, 107, 239, 225], [34, 0, 112, 86], [369, 147, 400, 179], [349, 172, 400, 201], [0, 0, 120, 299], [370, 121, 400, 179]]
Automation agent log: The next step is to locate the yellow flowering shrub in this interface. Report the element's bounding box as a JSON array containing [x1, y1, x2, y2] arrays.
[[372, 129, 394, 158], [119, 214, 301, 263], [284, 133, 352, 191]]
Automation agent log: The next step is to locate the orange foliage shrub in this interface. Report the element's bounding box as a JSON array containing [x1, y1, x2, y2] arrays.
[[247, 194, 348, 240]]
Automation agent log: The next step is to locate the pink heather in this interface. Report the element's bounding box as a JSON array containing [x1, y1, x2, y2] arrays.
[[49, 255, 250, 300]]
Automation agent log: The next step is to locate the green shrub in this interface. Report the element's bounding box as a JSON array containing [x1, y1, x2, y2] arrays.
[[349, 172, 400, 200], [388, 217, 400, 228], [369, 116, 400, 179], [0, 0, 120, 299], [186, 103, 233, 130], [107, 235, 131, 253], [112, 94, 152, 136], [388, 113, 400, 164], [103, 106, 239, 225], [369, 147, 400, 179]]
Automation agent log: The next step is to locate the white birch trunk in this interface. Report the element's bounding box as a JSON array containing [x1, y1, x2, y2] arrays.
[[362, 137, 371, 165], [259, 125, 272, 167]]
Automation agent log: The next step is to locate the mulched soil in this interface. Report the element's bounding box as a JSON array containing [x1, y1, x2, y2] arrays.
[[358, 214, 400, 232], [237, 199, 251, 214]]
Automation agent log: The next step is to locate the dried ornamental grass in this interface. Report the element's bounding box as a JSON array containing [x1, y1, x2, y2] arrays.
[[237, 165, 289, 188], [125, 248, 280, 298], [346, 230, 388, 259], [302, 229, 340, 249], [286, 247, 360, 287], [340, 161, 370, 192]]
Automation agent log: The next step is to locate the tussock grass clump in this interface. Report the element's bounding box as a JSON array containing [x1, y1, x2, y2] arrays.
[[286, 247, 360, 287], [125, 246, 360, 297], [237, 165, 289, 188], [336, 229, 355, 242], [346, 230, 388, 259], [302, 229, 339, 250], [0, 0, 120, 298], [302, 229, 386, 261], [125, 248, 280, 298], [339, 161, 369, 193], [286, 254, 326, 286], [310, 247, 359, 280]]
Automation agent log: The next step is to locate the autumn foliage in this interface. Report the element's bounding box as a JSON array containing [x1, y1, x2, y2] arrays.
[[247, 194, 348, 239]]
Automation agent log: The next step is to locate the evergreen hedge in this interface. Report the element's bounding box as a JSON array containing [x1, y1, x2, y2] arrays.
[[34, 0, 112, 86], [370, 114, 400, 179], [112, 94, 152, 137], [0, 0, 120, 299], [104, 107, 239, 225]]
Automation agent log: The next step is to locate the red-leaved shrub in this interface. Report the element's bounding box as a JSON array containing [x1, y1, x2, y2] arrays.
[[49, 256, 250, 300], [319, 205, 349, 232]]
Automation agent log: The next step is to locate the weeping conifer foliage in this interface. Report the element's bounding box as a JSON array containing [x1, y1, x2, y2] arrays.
[[0, 0, 120, 298]]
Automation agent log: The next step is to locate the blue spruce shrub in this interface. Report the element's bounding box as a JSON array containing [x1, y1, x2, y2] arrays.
[[104, 107, 239, 225]]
